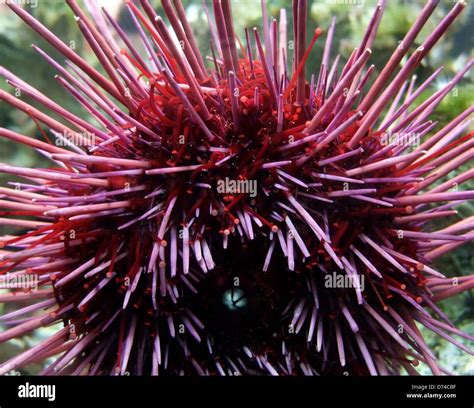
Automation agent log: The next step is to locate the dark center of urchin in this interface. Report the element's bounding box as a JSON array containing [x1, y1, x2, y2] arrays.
[[190, 241, 294, 342]]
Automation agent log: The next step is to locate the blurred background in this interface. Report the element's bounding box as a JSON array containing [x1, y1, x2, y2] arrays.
[[0, 0, 472, 374]]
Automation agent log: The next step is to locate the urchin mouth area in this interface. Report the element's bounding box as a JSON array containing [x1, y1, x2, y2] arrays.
[[190, 241, 291, 338]]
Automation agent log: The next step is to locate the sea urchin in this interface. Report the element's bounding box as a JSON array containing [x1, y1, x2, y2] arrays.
[[0, 0, 473, 376]]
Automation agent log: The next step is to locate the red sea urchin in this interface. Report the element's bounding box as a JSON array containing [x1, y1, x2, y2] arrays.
[[0, 0, 472, 376]]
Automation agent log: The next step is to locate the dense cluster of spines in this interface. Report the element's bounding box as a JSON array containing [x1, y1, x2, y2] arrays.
[[0, 0, 472, 375]]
